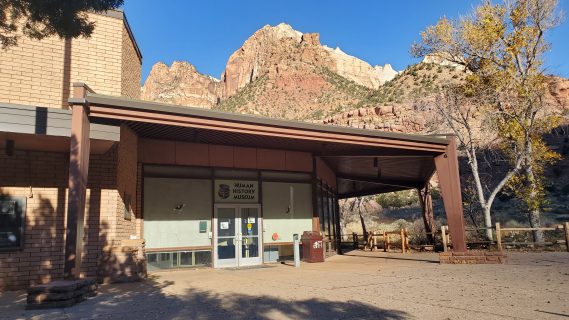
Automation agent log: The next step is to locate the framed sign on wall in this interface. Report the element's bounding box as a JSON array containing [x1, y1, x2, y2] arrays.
[[214, 180, 259, 203], [0, 196, 26, 251]]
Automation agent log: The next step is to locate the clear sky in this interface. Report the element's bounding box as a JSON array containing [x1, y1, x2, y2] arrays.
[[123, 0, 569, 83]]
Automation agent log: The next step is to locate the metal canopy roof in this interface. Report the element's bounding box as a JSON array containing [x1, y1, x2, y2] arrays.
[[78, 91, 449, 198]]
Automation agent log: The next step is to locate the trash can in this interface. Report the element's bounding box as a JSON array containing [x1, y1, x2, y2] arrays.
[[301, 231, 324, 263]]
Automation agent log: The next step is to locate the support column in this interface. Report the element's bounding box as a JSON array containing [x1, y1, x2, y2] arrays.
[[434, 136, 467, 252], [334, 193, 343, 255], [417, 184, 436, 245], [64, 84, 91, 279], [311, 157, 321, 232]]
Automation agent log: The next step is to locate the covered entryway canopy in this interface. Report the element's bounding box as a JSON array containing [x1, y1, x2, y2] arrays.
[[63, 83, 466, 277]]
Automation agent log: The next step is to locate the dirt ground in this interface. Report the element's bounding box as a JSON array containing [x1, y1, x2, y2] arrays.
[[1, 251, 568, 320]]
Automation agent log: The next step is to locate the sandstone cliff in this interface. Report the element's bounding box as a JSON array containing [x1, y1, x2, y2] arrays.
[[141, 61, 221, 108], [220, 23, 395, 97], [141, 23, 567, 128], [547, 76, 569, 111], [142, 23, 402, 115]]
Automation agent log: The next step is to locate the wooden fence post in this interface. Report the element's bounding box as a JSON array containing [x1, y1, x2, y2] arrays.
[[441, 226, 448, 252], [383, 231, 387, 252], [496, 222, 502, 251], [400, 228, 405, 253], [404, 228, 409, 253], [564, 222, 569, 253], [353, 232, 357, 249]]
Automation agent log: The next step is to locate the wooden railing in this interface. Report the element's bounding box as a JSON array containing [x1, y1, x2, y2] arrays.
[[342, 221, 569, 253], [495, 222, 569, 252], [343, 229, 410, 253]]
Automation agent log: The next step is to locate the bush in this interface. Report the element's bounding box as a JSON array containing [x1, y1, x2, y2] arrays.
[[375, 190, 419, 208]]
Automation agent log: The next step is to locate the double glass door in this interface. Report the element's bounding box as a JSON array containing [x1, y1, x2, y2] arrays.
[[214, 204, 262, 268]]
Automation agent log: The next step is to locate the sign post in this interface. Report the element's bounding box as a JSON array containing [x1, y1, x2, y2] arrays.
[[293, 233, 300, 268]]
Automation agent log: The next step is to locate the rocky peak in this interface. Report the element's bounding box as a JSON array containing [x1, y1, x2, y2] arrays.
[[547, 76, 569, 111], [141, 61, 221, 108], [374, 64, 399, 84], [221, 23, 400, 97], [301, 33, 320, 46]]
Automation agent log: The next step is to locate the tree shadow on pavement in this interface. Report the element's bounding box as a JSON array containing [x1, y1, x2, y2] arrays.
[[14, 275, 410, 320]]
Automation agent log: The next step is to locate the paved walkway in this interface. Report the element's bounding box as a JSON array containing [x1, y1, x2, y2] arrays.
[[1, 251, 568, 319]]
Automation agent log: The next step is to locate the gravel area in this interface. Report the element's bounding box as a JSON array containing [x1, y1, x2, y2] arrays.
[[1, 251, 568, 320]]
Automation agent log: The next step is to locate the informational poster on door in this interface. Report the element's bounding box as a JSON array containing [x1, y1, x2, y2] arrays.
[[214, 180, 259, 203]]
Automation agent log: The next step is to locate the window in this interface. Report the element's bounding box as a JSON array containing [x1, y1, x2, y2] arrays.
[[146, 250, 212, 271], [0, 196, 26, 251]]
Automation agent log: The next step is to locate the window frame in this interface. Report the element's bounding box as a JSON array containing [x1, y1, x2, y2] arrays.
[[0, 196, 26, 252]]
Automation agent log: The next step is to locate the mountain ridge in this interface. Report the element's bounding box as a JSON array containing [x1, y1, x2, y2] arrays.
[[141, 22, 568, 129]]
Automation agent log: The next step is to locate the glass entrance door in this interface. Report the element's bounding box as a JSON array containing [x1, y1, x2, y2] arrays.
[[215, 206, 238, 268], [214, 205, 262, 268]]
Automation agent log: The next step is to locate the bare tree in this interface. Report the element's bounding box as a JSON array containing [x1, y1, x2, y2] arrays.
[[431, 86, 523, 240]]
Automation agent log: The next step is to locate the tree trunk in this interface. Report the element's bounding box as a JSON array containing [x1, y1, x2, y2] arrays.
[[483, 205, 493, 241], [357, 198, 368, 243], [525, 163, 544, 243], [418, 186, 436, 244], [528, 207, 544, 243]]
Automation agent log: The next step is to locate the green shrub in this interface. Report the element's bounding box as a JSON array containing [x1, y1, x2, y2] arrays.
[[375, 190, 419, 208]]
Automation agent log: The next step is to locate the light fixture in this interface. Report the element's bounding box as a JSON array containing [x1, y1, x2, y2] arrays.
[[6, 140, 14, 156], [173, 203, 186, 213]]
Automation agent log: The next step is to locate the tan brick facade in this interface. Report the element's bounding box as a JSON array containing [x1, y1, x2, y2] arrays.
[[0, 12, 141, 108], [0, 147, 122, 291], [0, 11, 144, 290], [121, 27, 142, 99]]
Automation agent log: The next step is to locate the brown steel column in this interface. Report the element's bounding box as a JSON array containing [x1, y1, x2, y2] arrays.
[[64, 84, 91, 279], [434, 137, 467, 252], [334, 193, 343, 255], [311, 156, 321, 232]]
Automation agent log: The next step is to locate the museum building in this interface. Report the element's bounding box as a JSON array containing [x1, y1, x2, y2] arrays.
[[0, 11, 467, 291]]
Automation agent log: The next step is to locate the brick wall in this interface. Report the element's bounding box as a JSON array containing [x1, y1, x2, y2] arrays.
[[0, 145, 121, 291], [0, 12, 141, 108], [121, 27, 142, 99], [439, 251, 506, 264], [115, 125, 138, 242]]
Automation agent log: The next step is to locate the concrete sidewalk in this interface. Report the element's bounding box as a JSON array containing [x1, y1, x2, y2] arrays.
[[1, 251, 568, 320]]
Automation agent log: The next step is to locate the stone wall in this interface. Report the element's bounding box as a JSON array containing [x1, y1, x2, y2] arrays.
[[439, 251, 506, 264]]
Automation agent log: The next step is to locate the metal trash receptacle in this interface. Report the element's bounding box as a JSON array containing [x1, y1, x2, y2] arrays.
[[300, 231, 324, 263]]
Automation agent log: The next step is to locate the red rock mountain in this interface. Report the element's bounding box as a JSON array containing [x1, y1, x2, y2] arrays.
[[141, 23, 568, 131], [141, 23, 401, 120]]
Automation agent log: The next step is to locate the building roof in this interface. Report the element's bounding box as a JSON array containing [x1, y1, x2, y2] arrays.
[[74, 90, 449, 197], [81, 92, 449, 147]]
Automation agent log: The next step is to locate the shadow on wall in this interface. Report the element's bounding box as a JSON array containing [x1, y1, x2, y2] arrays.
[[97, 218, 146, 284], [58, 277, 409, 320], [0, 188, 65, 290]]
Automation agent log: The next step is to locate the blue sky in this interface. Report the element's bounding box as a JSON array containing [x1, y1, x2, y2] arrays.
[[123, 0, 569, 83]]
